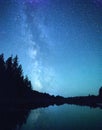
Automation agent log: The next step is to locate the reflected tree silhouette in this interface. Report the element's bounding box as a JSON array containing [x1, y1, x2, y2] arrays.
[[0, 109, 30, 130]]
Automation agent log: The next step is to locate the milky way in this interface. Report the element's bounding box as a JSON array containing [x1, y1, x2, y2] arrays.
[[22, 0, 56, 92], [0, 0, 102, 96]]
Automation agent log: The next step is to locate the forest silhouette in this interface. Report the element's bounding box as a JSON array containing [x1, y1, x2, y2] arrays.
[[0, 53, 102, 110], [0, 54, 32, 105], [0, 54, 65, 108]]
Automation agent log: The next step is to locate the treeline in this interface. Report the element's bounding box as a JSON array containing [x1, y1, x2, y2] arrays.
[[0, 53, 66, 108], [0, 54, 32, 102], [1, 54, 101, 109]]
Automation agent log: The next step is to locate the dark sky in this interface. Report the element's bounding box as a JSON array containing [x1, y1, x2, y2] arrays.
[[0, 0, 102, 96]]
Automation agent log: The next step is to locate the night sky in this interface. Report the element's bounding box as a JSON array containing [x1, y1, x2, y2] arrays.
[[0, 0, 102, 97]]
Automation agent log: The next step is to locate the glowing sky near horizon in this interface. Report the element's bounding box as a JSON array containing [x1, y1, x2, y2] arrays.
[[0, 0, 102, 96]]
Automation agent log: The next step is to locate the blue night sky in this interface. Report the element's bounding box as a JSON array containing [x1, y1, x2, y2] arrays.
[[0, 0, 102, 97]]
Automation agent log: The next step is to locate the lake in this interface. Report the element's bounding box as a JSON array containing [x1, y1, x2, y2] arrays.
[[21, 104, 102, 130], [1, 104, 102, 130]]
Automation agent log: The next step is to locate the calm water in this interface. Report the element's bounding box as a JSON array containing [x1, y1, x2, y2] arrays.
[[21, 104, 102, 130], [1, 104, 102, 130]]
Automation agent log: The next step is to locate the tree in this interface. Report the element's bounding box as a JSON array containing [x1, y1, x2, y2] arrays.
[[0, 54, 5, 97], [0, 54, 33, 102], [6, 55, 13, 70], [13, 55, 18, 70], [99, 86, 102, 97], [0, 54, 5, 71], [24, 76, 32, 89]]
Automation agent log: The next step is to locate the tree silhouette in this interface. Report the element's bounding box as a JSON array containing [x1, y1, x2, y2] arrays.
[[0, 54, 5, 98], [99, 86, 102, 97], [0, 53, 61, 108], [0, 54, 32, 106]]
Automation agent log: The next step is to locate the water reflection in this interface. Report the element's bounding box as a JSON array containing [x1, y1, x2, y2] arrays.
[[1, 104, 102, 130], [21, 105, 102, 130], [0, 108, 30, 130]]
